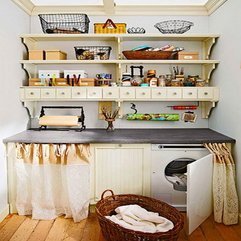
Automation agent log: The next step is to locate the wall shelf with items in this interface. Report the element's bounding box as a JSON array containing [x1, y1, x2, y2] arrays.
[[20, 33, 220, 119]]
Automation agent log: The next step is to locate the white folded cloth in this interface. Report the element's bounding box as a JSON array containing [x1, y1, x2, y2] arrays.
[[106, 204, 174, 233]]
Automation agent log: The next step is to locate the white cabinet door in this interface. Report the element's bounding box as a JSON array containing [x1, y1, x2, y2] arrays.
[[94, 144, 150, 202], [187, 153, 213, 235]]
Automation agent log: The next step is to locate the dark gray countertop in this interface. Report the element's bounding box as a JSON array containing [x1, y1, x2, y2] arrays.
[[3, 128, 235, 144]]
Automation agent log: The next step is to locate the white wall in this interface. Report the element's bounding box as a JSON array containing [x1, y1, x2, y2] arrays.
[[209, 0, 241, 208], [0, 2, 29, 219], [30, 15, 210, 129]]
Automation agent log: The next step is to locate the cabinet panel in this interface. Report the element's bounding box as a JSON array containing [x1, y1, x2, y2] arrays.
[[119, 87, 135, 99], [87, 87, 102, 99], [103, 87, 119, 99], [94, 144, 150, 202], [136, 88, 151, 99], [25, 88, 40, 99], [151, 88, 167, 99], [72, 88, 87, 99], [56, 88, 71, 99], [40, 88, 55, 99], [183, 88, 198, 99], [167, 88, 182, 99]]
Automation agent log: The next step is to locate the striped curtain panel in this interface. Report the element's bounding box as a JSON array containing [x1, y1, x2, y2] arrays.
[[15, 143, 91, 222], [204, 143, 239, 225]]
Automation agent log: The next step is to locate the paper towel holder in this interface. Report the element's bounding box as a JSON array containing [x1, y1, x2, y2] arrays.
[[38, 106, 86, 131]]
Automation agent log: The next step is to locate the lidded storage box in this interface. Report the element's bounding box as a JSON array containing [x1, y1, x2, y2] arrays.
[[29, 50, 45, 60], [178, 52, 199, 60], [38, 14, 90, 34], [45, 50, 67, 60]]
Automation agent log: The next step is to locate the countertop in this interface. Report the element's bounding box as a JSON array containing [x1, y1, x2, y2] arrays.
[[3, 128, 235, 144]]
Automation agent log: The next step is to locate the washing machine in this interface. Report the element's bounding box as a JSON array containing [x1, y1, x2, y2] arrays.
[[151, 144, 210, 211]]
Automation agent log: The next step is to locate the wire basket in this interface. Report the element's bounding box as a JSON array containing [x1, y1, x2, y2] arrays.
[[154, 20, 194, 34], [39, 14, 90, 34], [74, 46, 112, 60], [96, 190, 184, 241]]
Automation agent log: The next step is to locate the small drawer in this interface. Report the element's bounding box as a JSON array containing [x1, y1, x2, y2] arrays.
[[183, 88, 198, 99], [56, 88, 71, 99], [151, 88, 167, 99], [136, 88, 151, 99], [198, 88, 213, 99], [72, 88, 87, 99], [25, 88, 41, 99], [103, 88, 119, 99], [41, 88, 56, 99], [87, 87, 102, 99], [167, 88, 182, 99], [119, 88, 135, 99]]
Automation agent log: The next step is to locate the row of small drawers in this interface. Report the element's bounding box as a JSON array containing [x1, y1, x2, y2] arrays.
[[20, 87, 219, 100]]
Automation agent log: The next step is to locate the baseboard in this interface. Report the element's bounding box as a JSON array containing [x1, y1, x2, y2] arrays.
[[0, 205, 9, 222]]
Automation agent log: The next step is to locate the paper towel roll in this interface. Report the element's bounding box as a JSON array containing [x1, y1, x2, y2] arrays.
[[39, 116, 79, 126]]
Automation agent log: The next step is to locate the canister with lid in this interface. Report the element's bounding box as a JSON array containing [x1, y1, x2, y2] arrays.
[[158, 75, 166, 87], [195, 78, 206, 87]]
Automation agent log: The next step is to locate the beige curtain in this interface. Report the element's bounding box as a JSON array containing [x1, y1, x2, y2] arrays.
[[204, 143, 239, 225], [15, 143, 91, 222]]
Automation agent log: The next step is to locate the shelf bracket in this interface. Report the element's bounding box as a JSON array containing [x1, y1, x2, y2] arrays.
[[200, 101, 216, 118], [21, 37, 36, 51], [203, 37, 216, 60], [22, 63, 37, 79], [116, 101, 123, 118], [203, 63, 217, 82]]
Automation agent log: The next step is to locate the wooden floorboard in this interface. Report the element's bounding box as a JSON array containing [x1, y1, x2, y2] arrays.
[[0, 213, 241, 241]]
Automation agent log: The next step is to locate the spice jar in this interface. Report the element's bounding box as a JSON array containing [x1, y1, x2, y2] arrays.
[[150, 77, 158, 87], [158, 75, 166, 87], [171, 79, 182, 87], [195, 78, 206, 87], [165, 74, 173, 86]]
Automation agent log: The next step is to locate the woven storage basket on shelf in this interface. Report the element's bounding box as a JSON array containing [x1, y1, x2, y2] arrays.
[[94, 19, 126, 34], [122, 50, 178, 60], [96, 190, 184, 241]]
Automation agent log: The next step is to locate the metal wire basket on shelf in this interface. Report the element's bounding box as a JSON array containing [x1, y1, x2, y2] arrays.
[[74, 46, 112, 60], [38, 14, 90, 34], [154, 20, 194, 34]]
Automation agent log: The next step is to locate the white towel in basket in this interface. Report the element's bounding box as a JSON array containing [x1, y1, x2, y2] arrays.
[[106, 204, 174, 233]]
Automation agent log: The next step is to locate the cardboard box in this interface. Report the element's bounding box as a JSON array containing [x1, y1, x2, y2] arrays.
[[178, 51, 199, 60], [79, 78, 95, 86], [29, 50, 45, 60], [29, 78, 45, 86], [45, 50, 67, 60]]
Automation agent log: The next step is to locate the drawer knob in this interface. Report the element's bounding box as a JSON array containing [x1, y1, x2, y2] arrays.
[[142, 92, 146, 95], [126, 92, 130, 95], [77, 92, 81, 95], [108, 92, 112, 95], [46, 92, 49, 95], [204, 92, 208, 95], [30, 92, 34, 95], [158, 92, 162, 95], [61, 92, 65, 95], [93, 92, 96, 95], [173, 92, 177, 95], [188, 92, 192, 95]]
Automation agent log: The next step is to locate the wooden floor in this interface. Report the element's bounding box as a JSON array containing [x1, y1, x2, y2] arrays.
[[0, 213, 241, 241]]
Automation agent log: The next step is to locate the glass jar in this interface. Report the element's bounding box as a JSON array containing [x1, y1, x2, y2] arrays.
[[165, 74, 173, 86], [195, 78, 206, 87], [171, 79, 182, 87], [158, 75, 166, 87]]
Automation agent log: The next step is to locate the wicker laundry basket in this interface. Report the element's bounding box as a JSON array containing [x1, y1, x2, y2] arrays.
[[96, 190, 184, 241]]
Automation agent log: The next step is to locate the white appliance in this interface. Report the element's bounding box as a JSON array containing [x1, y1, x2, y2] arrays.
[[151, 144, 213, 234]]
